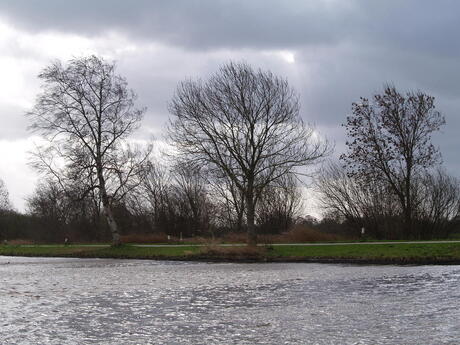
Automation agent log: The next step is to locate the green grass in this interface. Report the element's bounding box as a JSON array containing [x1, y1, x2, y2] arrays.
[[1, 242, 459, 264], [269, 243, 460, 260], [0, 244, 200, 259], [92, 245, 202, 258]]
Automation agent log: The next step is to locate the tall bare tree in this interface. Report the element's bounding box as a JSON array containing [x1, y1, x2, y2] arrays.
[[169, 62, 329, 245], [27, 56, 147, 245], [341, 86, 445, 238]]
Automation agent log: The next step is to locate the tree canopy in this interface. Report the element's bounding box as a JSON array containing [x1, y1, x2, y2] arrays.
[[169, 62, 329, 245]]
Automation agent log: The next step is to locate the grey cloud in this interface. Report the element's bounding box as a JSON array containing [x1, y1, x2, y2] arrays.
[[0, 0, 350, 49], [0, 104, 29, 139], [1, 0, 460, 210], [1, 0, 460, 56]]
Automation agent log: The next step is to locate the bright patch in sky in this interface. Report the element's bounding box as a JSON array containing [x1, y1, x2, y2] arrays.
[[0, 138, 39, 211], [280, 51, 296, 64]]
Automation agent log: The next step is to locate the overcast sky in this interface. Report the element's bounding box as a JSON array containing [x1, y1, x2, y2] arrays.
[[0, 0, 459, 214]]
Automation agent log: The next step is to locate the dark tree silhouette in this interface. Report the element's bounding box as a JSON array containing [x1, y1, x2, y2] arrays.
[[168, 62, 329, 245], [341, 86, 445, 237], [316, 162, 401, 239], [211, 176, 246, 233], [27, 56, 148, 245], [416, 169, 460, 238], [256, 173, 303, 234]]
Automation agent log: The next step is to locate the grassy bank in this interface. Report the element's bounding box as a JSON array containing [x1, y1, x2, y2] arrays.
[[1, 242, 460, 265]]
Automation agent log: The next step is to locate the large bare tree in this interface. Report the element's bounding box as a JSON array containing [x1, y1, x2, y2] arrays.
[[341, 86, 445, 237], [27, 56, 147, 245], [168, 62, 329, 245]]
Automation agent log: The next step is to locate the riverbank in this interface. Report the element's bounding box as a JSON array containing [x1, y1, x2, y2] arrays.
[[1, 242, 460, 265]]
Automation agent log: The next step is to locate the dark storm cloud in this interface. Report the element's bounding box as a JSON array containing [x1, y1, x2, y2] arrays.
[[2, 0, 459, 130], [1, 0, 460, 210], [0, 0, 349, 49]]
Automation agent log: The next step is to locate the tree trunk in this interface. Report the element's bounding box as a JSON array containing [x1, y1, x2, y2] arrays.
[[403, 207, 413, 240], [102, 201, 121, 246], [97, 168, 121, 246], [397, 192, 412, 240], [246, 193, 257, 247], [404, 176, 413, 239]]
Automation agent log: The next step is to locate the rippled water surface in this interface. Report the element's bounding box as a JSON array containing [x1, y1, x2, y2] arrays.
[[1, 257, 459, 344]]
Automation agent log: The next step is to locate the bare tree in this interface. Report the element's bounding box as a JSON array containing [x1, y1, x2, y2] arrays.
[[27, 180, 72, 241], [0, 178, 14, 242], [137, 161, 173, 231], [257, 173, 303, 234], [415, 169, 460, 238], [27, 178, 110, 242], [210, 175, 246, 233], [27, 56, 147, 245], [169, 62, 329, 245], [170, 164, 214, 237], [341, 86, 445, 238], [130, 160, 211, 237], [0, 178, 12, 211], [316, 162, 401, 238]]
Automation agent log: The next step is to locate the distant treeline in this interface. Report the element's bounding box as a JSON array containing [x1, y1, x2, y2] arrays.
[[1, 162, 459, 243], [0, 169, 312, 243], [1, 57, 459, 244]]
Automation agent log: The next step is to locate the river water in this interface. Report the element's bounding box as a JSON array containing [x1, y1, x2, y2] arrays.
[[0, 256, 459, 345]]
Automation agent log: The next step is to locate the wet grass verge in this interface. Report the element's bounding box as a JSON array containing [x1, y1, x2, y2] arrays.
[[1, 242, 460, 265]]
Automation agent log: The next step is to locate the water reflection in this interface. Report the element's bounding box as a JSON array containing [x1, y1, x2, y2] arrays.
[[1, 257, 459, 344]]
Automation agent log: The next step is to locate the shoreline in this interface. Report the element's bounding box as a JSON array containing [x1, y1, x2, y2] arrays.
[[2, 254, 460, 266], [2, 244, 460, 266]]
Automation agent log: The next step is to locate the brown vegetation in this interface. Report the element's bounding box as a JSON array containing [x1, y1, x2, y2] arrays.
[[272, 225, 344, 243], [4, 239, 34, 245], [200, 245, 268, 260]]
